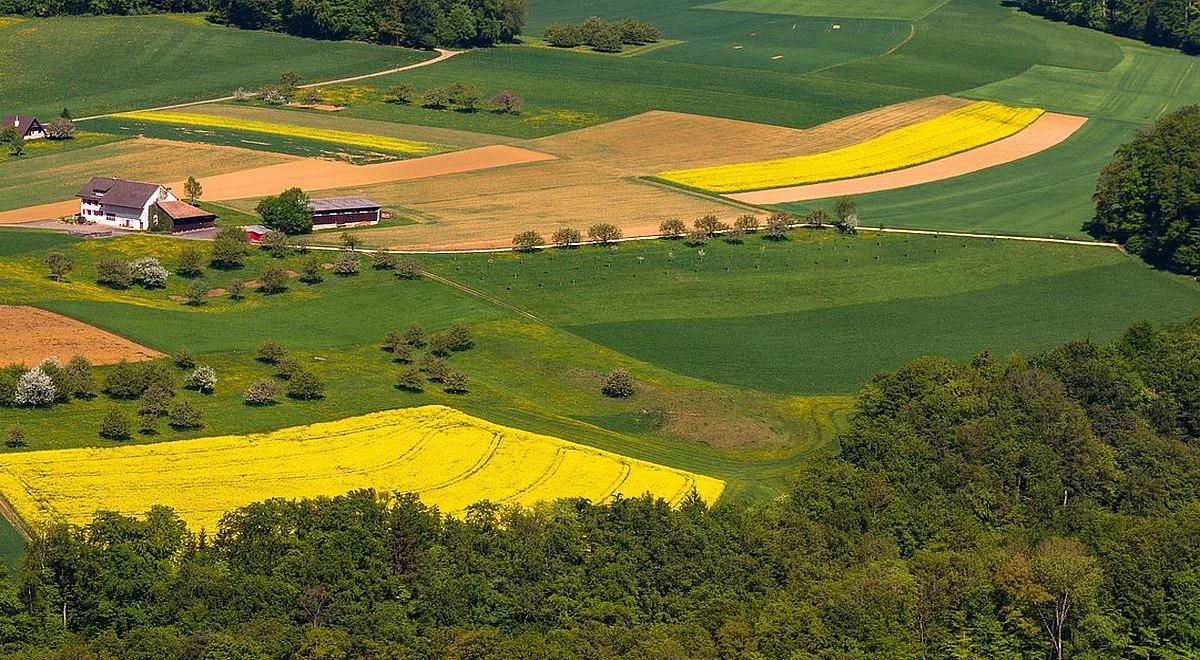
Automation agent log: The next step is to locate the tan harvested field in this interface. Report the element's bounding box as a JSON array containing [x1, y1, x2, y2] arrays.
[[531, 96, 972, 173], [728, 113, 1088, 204], [226, 160, 754, 250], [0, 305, 162, 367], [0, 137, 296, 223]]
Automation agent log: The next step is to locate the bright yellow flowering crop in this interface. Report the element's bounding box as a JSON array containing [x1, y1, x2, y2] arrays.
[[112, 110, 445, 156], [0, 406, 724, 531], [657, 101, 1045, 193]]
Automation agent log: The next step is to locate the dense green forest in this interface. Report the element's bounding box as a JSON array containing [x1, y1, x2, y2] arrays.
[[1017, 0, 1200, 52], [2, 316, 1199, 658], [0, 0, 525, 47], [1094, 105, 1200, 274]]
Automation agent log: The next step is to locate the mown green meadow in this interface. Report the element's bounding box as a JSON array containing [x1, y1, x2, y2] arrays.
[[1, 14, 429, 119]]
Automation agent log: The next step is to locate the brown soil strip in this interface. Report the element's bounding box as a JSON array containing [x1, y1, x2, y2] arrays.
[[728, 113, 1088, 204], [0, 305, 162, 367]]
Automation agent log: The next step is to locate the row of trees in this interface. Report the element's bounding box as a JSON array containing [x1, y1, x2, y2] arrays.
[[385, 81, 522, 113], [3, 317, 1200, 656], [1093, 104, 1200, 273], [0, 0, 204, 18], [210, 0, 526, 48], [1017, 0, 1200, 52], [543, 16, 660, 52]]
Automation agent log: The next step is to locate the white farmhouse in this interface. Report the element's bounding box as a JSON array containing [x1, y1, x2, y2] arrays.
[[75, 177, 178, 230]]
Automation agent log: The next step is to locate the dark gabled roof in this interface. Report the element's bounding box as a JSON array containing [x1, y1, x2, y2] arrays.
[[75, 177, 164, 208], [156, 200, 214, 221], [2, 115, 41, 137], [309, 196, 381, 212]]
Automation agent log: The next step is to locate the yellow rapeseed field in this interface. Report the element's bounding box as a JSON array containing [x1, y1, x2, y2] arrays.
[[112, 110, 446, 156], [657, 101, 1045, 193], [0, 406, 724, 530]]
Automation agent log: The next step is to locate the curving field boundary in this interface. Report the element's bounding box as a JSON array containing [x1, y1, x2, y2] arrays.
[[727, 112, 1088, 204]]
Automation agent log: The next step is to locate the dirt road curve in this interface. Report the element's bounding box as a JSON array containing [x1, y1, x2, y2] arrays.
[[726, 113, 1088, 204]]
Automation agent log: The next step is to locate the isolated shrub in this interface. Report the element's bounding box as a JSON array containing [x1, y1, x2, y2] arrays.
[[15, 366, 56, 407], [44, 250, 73, 281], [513, 230, 544, 252], [258, 264, 289, 294], [552, 227, 582, 248], [174, 348, 196, 370], [44, 117, 76, 140], [421, 87, 450, 109], [419, 355, 449, 382], [103, 361, 142, 399], [298, 256, 324, 284], [385, 84, 415, 104], [99, 408, 132, 440], [734, 215, 760, 233], [448, 82, 481, 111], [64, 356, 95, 399], [588, 223, 623, 245], [261, 89, 288, 105], [293, 237, 311, 254], [804, 208, 831, 228], [138, 386, 172, 419], [244, 378, 282, 406], [261, 230, 290, 257], [659, 218, 686, 238], [257, 340, 286, 364], [96, 256, 132, 289], [286, 370, 325, 400], [834, 196, 858, 233], [228, 280, 246, 300], [442, 369, 469, 394], [5, 426, 27, 448], [257, 188, 313, 235], [138, 411, 161, 435], [275, 355, 304, 380], [396, 369, 424, 392], [371, 252, 400, 270], [176, 245, 204, 277], [763, 212, 792, 240], [168, 400, 204, 429], [601, 368, 635, 398], [185, 366, 217, 394], [332, 249, 360, 276], [403, 324, 427, 348], [491, 90, 522, 114], [184, 281, 207, 306], [395, 257, 422, 280], [210, 227, 249, 269], [341, 232, 362, 251], [128, 257, 169, 289]]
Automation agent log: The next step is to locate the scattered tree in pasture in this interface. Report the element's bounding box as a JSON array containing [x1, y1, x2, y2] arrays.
[[804, 208, 831, 228], [763, 212, 792, 240], [552, 226, 582, 248], [44, 117, 75, 140], [4, 426, 27, 449], [286, 370, 325, 400], [544, 24, 584, 47], [293, 236, 311, 254], [724, 227, 745, 244], [403, 324, 427, 348], [185, 366, 217, 394], [442, 369, 469, 394], [588, 223, 623, 245], [491, 90, 522, 114], [184, 176, 203, 203], [659, 218, 686, 239], [279, 70, 303, 89], [299, 256, 324, 284], [168, 400, 204, 429], [138, 363, 175, 398], [427, 332, 453, 357], [37, 358, 70, 404], [137, 386, 172, 420], [421, 87, 450, 109], [257, 340, 287, 364], [129, 257, 169, 289], [734, 215, 760, 233], [616, 17, 660, 44], [210, 227, 250, 269], [445, 324, 474, 351], [44, 250, 73, 281], [385, 84, 415, 105], [258, 264, 289, 294], [834, 196, 859, 234], [14, 367, 56, 407], [99, 408, 132, 440], [137, 411, 161, 435], [512, 230, 544, 252], [448, 82, 482, 111], [682, 230, 707, 247], [60, 108, 71, 120], [64, 356, 95, 399], [0, 366, 22, 407], [419, 355, 449, 382], [332, 249, 360, 276], [275, 355, 304, 381], [261, 230, 290, 258], [3, 126, 23, 157], [173, 348, 196, 370], [175, 245, 204, 277], [184, 281, 207, 306], [591, 24, 624, 52], [340, 232, 362, 251], [244, 378, 282, 406], [694, 214, 726, 237], [371, 252, 400, 270], [395, 257, 422, 280], [228, 279, 247, 300], [96, 256, 132, 288], [601, 368, 635, 398], [395, 368, 424, 392], [102, 361, 142, 399], [256, 187, 313, 235]]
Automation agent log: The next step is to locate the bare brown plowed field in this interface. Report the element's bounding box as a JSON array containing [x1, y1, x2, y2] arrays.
[[727, 113, 1088, 204], [531, 96, 971, 173], [0, 305, 162, 367]]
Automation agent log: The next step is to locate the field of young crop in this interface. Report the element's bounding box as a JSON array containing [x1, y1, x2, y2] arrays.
[[0, 406, 724, 530], [93, 111, 449, 162], [697, 0, 949, 20], [657, 101, 1044, 192], [1, 15, 430, 120]]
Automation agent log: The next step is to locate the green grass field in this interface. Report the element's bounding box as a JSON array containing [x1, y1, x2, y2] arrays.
[[700, 0, 950, 20], [1, 14, 430, 119]]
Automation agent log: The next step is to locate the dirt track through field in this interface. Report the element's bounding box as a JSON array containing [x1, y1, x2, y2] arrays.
[[727, 113, 1088, 204], [0, 305, 162, 367]]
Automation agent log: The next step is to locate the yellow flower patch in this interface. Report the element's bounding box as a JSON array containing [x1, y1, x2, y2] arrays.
[[0, 406, 724, 530], [112, 110, 446, 156], [657, 101, 1045, 193]]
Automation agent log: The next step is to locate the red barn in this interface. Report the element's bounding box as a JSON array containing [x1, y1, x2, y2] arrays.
[[309, 197, 381, 229]]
